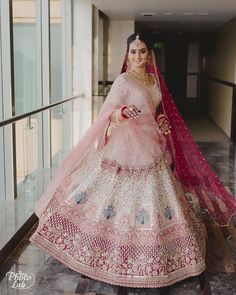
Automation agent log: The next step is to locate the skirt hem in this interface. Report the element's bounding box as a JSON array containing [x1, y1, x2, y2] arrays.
[[30, 233, 206, 288]]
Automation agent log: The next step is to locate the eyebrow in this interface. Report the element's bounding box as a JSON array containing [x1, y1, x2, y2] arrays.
[[130, 48, 147, 51]]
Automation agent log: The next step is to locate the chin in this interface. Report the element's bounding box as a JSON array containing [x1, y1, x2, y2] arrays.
[[133, 62, 146, 68]]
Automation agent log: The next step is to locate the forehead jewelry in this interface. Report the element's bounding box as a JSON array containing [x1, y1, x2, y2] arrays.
[[134, 34, 141, 45]]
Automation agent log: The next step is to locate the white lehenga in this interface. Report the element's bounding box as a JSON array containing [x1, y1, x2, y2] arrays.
[[30, 73, 206, 288]]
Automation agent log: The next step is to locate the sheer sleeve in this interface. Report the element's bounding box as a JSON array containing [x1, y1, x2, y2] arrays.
[[97, 73, 128, 120]]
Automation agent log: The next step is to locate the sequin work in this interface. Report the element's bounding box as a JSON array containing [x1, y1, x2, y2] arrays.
[[30, 73, 206, 288], [31, 151, 206, 287]]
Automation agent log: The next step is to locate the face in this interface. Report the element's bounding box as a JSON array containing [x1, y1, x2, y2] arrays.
[[127, 41, 149, 70]]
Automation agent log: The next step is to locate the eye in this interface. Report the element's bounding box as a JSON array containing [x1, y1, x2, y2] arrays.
[[140, 49, 147, 54], [130, 49, 136, 54]]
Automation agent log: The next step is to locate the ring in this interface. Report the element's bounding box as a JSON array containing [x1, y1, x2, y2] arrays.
[[129, 107, 134, 111]]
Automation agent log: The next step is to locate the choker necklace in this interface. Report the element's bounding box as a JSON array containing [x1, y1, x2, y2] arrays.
[[130, 70, 148, 79], [128, 70, 151, 88]]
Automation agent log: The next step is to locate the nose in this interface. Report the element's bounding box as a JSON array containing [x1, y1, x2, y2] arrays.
[[135, 51, 141, 60]]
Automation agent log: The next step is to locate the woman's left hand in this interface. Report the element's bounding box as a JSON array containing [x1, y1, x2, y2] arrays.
[[158, 117, 171, 134]]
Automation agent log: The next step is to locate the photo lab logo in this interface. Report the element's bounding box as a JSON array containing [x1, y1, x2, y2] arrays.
[[6, 271, 35, 289]]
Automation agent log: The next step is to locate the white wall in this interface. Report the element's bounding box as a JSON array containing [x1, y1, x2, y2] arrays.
[[108, 20, 134, 81], [98, 16, 104, 81], [73, 0, 93, 138], [92, 6, 99, 94], [207, 17, 236, 137], [207, 18, 236, 83], [208, 82, 233, 137]]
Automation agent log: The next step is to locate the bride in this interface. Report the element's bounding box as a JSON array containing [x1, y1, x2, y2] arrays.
[[30, 33, 236, 290]]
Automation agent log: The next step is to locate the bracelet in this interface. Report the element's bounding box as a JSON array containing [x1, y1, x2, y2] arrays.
[[121, 106, 128, 119], [157, 114, 169, 123], [163, 128, 171, 135], [157, 113, 171, 135]]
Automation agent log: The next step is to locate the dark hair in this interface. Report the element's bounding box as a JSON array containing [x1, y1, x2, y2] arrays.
[[126, 33, 152, 52]]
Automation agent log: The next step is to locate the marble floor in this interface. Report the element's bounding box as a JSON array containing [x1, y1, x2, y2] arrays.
[[0, 116, 236, 295]]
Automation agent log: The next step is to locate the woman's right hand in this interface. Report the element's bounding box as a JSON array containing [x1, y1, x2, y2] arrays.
[[122, 105, 141, 119]]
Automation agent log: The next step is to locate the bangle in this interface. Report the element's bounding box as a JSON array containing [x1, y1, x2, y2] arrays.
[[157, 114, 169, 124], [121, 106, 128, 119]]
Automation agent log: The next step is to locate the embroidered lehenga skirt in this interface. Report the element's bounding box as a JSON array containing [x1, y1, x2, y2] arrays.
[[30, 117, 206, 288]]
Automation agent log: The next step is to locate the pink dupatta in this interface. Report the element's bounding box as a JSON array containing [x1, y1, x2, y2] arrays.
[[121, 50, 236, 227], [35, 50, 236, 227]]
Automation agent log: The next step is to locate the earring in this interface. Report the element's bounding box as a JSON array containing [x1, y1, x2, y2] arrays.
[[147, 57, 151, 66]]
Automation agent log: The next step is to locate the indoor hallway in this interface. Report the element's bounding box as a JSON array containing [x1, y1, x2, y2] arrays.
[[0, 0, 236, 294], [1, 116, 236, 295]]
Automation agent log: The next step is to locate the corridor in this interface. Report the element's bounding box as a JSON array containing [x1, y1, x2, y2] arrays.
[[0, 0, 236, 294]]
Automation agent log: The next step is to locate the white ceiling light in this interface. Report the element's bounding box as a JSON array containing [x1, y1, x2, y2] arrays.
[[197, 12, 209, 16], [165, 12, 173, 16], [183, 12, 194, 16]]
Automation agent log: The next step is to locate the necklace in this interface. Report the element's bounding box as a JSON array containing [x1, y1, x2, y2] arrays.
[[128, 70, 151, 88], [130, 70, 148, 79]]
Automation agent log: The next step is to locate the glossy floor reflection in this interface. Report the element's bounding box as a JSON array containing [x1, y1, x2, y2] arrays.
[[1, 213, 236, 295], [0, 117, 236, 295]]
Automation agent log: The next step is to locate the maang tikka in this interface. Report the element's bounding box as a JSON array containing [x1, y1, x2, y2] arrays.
[[134, 34, 141, 45]]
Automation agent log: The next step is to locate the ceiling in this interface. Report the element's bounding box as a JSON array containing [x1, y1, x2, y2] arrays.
[[91, 0, 236, 31]]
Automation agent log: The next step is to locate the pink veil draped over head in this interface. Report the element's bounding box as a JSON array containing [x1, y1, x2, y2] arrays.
[[122, 48, 236, 227]]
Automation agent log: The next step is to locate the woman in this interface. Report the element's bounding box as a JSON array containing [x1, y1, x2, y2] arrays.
[[30, 33, 236, 290]]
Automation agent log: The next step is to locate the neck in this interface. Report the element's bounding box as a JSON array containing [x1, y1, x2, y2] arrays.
[[130, 67, 146, 76]]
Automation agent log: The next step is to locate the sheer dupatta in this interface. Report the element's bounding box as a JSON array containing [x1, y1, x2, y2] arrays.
[[35, 49, 236, 227], [34, 74, 127, 217], [121, 49, 236, 227]]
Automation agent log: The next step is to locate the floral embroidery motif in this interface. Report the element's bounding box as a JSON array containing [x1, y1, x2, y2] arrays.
[[75, 192, 87, 204], [137, 208, 149, 224], [103, 204, 116, 219], [164, 206, 174, 220], [72, 185, 79, 192], [101, 158, 163, 178], [31, 72, 207, 288], [32, 213, 206, 288]]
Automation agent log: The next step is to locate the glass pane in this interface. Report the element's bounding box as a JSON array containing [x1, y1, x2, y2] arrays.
[[13, 0, 40, 114], [98, 16, 104, 83], [16, 115, 41, 198], [51, 105, 64, 169], [50, 0, 63, 102], [2, 114, 44, 248], [72, 99, 80, 146], [92, 95, 105, 122]]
